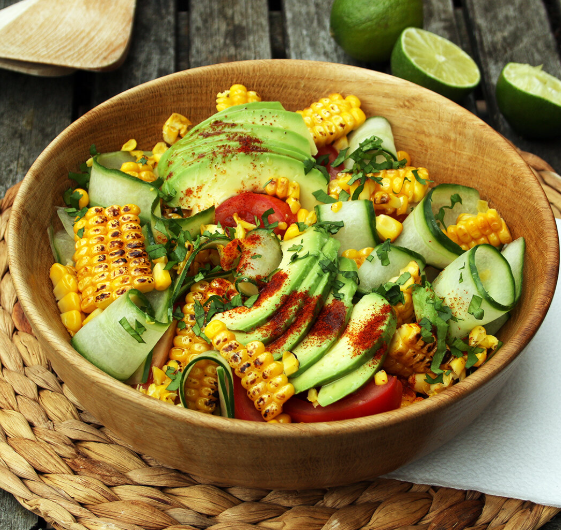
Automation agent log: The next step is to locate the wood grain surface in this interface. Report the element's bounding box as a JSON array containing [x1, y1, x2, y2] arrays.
[[0, 0, 135, 70], [8, 60, 559, 491]]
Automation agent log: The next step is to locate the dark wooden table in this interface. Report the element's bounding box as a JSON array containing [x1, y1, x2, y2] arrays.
[[1, 0, 560, 528]]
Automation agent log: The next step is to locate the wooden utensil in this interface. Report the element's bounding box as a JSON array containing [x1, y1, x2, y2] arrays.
[[0, 0, 135, 71], [8, 60, 560, 490]]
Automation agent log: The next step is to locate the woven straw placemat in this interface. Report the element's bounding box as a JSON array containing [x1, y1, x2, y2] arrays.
[[0, 152, 559, 530]]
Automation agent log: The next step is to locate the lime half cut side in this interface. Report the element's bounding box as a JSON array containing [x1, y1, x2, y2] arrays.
[[496, 63, 561, 139], [391, 27, 481, 102]]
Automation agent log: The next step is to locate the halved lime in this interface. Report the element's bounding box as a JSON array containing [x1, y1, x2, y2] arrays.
[[391, 27, 481, 102], [496, 63, 561, 139]]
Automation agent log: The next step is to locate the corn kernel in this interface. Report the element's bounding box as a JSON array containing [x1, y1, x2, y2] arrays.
[[376, 214, 403, 242], [375, 370, 388, 385], [121, 139, 137, 151]]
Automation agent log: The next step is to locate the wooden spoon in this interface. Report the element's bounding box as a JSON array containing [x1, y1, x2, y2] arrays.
[[0, 0, 135, 71]]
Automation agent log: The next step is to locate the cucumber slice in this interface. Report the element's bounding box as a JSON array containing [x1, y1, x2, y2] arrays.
[[144, 288, 173, 324], [71, 290, 170, 381], [344, 116, 398, 170], [432, 244, 515, 339], [357, 243, 426, 294], [151, 200, 215, 244], [235, 229, 282, 281], [394, 184, 480, 268], [501, 237, 525, 303], [315, 200, 379, 255], [89, 155, 158, 225], [51, 229, 75, 265], [178, 351, 234, 418], [484, 313, 510, 336], [56, 207, 77, 238]]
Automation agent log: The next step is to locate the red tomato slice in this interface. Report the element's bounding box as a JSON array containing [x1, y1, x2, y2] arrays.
[[283, 376, 402, 422], [233, 374, 265, 422], [215, 192, 297, 236], [315, 145, 345, 180]]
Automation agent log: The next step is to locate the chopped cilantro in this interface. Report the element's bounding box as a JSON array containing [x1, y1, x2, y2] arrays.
[[376, 239, 392, 266], [314, 220, 344, 235], [375, 282, 405, 306], [192, 301, 210, 343], [165, 366, 182, 391], [425, 373, 444, 385], [338, 189, 350, 202], [332, 147, 349, 167], [319, 259, 338, 274], [412, 169, 432, 186], [296, 222, 308, 232], [146, 244, 167, 260], [287, 244, 303, 252], [312, 189, 337, 204], [68, 171, 90, 188], [468, 295, 484, 320], [119, 317, 146, 344], [395, 271, 412, 286], [261, 208, 279, 231], [418, 317, 435, 343], [435, 193, 463, 230]]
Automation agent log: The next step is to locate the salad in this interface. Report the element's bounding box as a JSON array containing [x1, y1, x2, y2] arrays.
[[47, 85, 524, 423]]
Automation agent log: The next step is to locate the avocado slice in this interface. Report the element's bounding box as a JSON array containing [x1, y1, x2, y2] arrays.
[[234, 237, 339, 346], [289, 258, 358, 378], [160, 151, 326, 214], [267, 252, 350, 360], [290, 292, 397, 394], [181, 124, 314, 157], [213, 228, 329, 332]]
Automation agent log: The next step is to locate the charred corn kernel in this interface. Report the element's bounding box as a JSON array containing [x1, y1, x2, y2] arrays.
[[163, 113, 192, 145], [331, 201, 343, 213], [61, 310, 83, 333], [74, 188, 89, 209], [396, 150, 412, 166], [446, 209, 513, 251], [376, 214, 403, 242], [341, 247, 374, 268], [468, 326, 499, 367], [375, 370, 388, 385], [450, 356, 467, 378], [385, 322, 437, 378], [268, 413, 292, 423], [297, 93, 366, 147], [282, 351, 299, 376], [82, 307, 103, 326], [57, 292, 81, 314], [73, 205, 154, 313], [206, 320, 294, 420], [386, 261, 421, 326], [153, 262, 172, 291], [121, 139, 137, 151], [328, 166, 429, 218], [216, 84, 261, 112]]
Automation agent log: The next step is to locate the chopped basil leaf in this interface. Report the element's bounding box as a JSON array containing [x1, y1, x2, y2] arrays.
[[89, 144, 98, 157], [375, 282, 404, 306], [119, 317, 146, 344], [287, 244, 303, 252], [312, 189, 337, 204], [68, 171, 90, 188], [192, 301, 210, 343], [468, 295, 484, 320], [466, 345, 485, 369], [412, 169, 432, 186], [251, 254, 262, 259], [261, 208, 279, 231], [165, 366, 182, 391], [425, 373, 443, 385], [146, 244, 167, 260], [418, 317, 435, 343], [435, 193, 463, 230], [338, 189, 350, 202], [366, 253, 375, 263], [376, 239, 392, 266], [332, 147, 349, 167], [177, 320, 186, 330], [194, 271, 205, 282], [76, 227, 84, 238], [340, 270, 359, 284], [164, 260, 177, 270], [173, 306, 185, 321], [395, 271, 412, 286], [296, 222, 308, 232], [319, 259, 337, 274], [314, 220, 344, 235]]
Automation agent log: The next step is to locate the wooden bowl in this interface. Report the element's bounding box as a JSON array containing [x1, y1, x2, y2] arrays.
[[8, 60, 559, 489]]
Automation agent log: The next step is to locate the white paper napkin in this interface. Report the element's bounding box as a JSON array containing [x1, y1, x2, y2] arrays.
[[385, 220, 561, 508]]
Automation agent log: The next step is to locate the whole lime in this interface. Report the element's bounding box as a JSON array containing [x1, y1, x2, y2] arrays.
[[330, 0, 423, 63], [496, 63, 561, 140]]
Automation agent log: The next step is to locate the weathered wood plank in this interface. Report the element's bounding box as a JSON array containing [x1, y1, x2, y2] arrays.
[[423, 0, 477, 114], [91, 0, 176, 107], [543, 513, 561, 529], [188, 0, 271, 68], [269, 10, 286, 59], [463, 0, 561, 171], [0, 0, 74, 196], [0, 490, 38, 530], [283, 0, 364, 66], [177, 10, 190, 72]]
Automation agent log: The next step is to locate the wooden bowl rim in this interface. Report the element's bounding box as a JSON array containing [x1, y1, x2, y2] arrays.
[[8, 59, 560, 437]]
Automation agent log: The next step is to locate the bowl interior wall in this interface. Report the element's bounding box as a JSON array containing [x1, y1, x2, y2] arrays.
[[8, 61, 559, 488]]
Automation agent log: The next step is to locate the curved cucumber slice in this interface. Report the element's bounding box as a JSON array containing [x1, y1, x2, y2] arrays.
[[358, 244, 426, 294], [89, 155, 158, 226], [432, 244, 515, 339], [52, 229, 75, 266], [71, 290, 170, 381], [315, 200, 379, 255], [344, 116, 398, 170], [179, 351, 234, 418], [56, 207, 77, 238], [394, 184, 479, 268], [501, 237, 525, 303]]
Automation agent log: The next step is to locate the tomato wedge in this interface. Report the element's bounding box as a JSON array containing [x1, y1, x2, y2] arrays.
[[233, 374, 265, 422], [315, 145, 345, 180], [283, 376, 402, 422], [215, 192, 297, 236]]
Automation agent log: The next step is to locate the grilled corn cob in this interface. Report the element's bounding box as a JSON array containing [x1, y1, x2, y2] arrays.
[[445, 209, 513, 251], [205, 320, 295, 421], [384, 322, 437, 378], [297, 93, 366, 147], [328, 165, 429, 218], [73, 205, 155, 313], [167, 279, 238, 412], [49, 263, 84, 335], [341, 247, 375, 268], [216, 84, 261, 112]]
